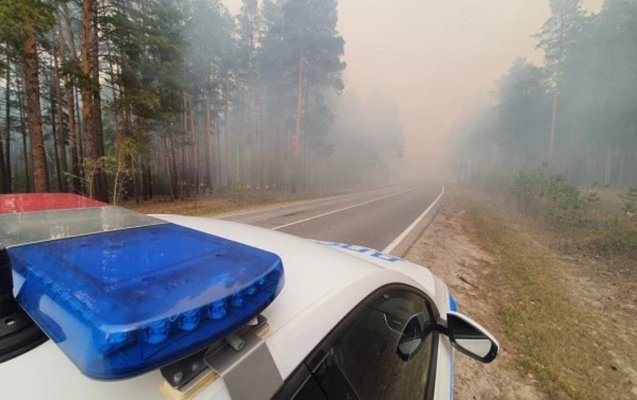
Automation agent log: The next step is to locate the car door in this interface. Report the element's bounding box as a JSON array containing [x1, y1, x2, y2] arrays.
[[275, 285, 439, 400]]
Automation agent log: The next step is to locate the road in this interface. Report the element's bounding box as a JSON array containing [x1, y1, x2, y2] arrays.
[[221, 184, 444, 256]]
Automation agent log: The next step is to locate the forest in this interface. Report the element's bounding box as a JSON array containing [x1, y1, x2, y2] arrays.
[[0, 0, 403, 203], [453, 0, 637, 188]]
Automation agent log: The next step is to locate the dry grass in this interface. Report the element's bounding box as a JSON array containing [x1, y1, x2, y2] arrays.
[[470, 200, 637, 400], [122, 191, 324, 216]]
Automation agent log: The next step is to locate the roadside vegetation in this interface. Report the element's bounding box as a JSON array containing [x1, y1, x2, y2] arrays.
[[509, 169, 637, 267], [472, 207, 634, 400], [406, 185, 637, 400], [125, 187, 324, 216]]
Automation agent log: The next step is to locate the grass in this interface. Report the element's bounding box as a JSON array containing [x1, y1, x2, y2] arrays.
[[122, 190, 326, 216], [469, 205, 628, 400]]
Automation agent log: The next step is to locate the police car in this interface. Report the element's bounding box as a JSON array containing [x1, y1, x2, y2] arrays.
[[0, 194, 498, 400]]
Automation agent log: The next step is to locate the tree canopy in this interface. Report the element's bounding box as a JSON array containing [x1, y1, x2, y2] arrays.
[[0, 0, 403, 201]]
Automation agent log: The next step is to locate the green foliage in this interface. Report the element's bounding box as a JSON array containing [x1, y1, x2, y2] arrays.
[[593, 222, 637, 259], [512, 168, 601, 226], [0, 0, 401, 200], [511, 170, 636, 260], [0, 0, 55, 48], [454, 0, 637, 188], [620, 186, 637, 214], [259, 0, 345, 111]]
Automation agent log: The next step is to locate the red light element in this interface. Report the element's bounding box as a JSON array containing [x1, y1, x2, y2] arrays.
[[0, 194, 106, 214]]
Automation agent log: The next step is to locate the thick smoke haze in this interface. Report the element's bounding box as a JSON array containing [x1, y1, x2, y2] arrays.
[[226, 0, 603, 181]]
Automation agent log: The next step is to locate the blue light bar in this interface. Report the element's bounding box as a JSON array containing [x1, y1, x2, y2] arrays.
[[8, 224, 284, 380]]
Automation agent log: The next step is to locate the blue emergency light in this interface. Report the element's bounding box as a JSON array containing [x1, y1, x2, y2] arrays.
[[7, 223, 284, 380]]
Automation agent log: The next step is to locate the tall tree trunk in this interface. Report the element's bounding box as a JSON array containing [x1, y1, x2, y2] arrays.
[[62, 3, 82, 193], [292, 56, 304, 191], [49, 78, 62, 191], [548, 91, 558, 163], [0, 114, 6, 193], [90, 10, 106, 201], [0, 62, 8, 193], [81, 0, 95, 190], [81, 0, 105, 200], [75, 87, 84, 165], [224, 80, 231, 187], [182, 94, 189, 197], [3, 61, 11, 192], [17, 76, 31, 192], [190, 97, 198, 193], [162, 135, 174, 200], [204, 93, 212, 189], [169, 134, 179, 199], [91, 4, 104, 158], [53, 31, 68, 190], [66, 80, 81, 192], [22, 21, 47, 192]]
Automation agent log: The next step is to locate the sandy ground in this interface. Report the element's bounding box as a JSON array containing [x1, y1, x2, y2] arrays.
[[405, 187, 637, 400], [405, 192, 545, 400]]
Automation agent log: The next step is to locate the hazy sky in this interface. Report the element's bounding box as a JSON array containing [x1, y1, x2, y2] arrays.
[[224, 0, 603, 180]]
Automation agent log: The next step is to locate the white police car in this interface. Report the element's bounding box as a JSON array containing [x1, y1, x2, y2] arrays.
[[0, 194, 498, 400]]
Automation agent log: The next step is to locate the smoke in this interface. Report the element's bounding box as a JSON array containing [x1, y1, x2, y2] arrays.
[[225, 0, 602, 183]]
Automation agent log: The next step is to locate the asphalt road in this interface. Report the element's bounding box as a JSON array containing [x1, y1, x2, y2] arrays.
[[221, 184, 443, 254]]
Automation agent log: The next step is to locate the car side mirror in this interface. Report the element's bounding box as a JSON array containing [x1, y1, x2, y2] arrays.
[[446, 311, 499, 363], [396, 313, 427, 361]]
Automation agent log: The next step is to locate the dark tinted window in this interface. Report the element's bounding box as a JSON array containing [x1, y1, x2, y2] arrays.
[[293, 376, 328, 400], [319, 290, 434, 400]]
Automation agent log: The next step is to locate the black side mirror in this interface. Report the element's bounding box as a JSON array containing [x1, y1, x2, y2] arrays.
[[396, 313, 427, 361], [446, 312, 499, 363]]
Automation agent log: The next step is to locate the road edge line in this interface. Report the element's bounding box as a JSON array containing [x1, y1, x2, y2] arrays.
[[382, 184, 445, 255]]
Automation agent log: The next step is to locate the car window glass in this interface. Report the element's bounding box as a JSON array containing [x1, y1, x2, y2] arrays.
[[319, 290, 434, 400], [292, 376, 328, 400]]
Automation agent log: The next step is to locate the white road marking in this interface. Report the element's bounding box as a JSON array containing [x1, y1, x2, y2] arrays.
[[382, 184, 445, 254], [272, 186, 417, 230]]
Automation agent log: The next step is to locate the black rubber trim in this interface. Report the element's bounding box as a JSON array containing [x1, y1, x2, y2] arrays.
[[0, 318, 48, 363], [0, 245, 49, 363], [425, 332, 440, 399], [272, 362, 313, 400]]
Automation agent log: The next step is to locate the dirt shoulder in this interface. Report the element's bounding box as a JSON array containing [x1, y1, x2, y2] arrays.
[[122, 191, 327, 216], [405, 185, 637, 400]]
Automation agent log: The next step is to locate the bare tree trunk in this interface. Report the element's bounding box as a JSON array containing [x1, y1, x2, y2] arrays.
[[23, 21, 48, 192], [61, 3, 82, 193], [81, 0, 106, 200], [54, 30, 68, 190], [0, 116, 6, 193], [204, 93, 213, 190], [167, 132, 179, 200], [74, 88, 83, 164], [66, 81, 81, 192], [210, 118, 223, 187], [17, 77, 31, 192], [190, 97, 197, 193], [91, 4, 104, 158], [182, 94, 188, 197], [3, 61, 11, 192], [224, 80, 232, 187], [0, 57, 11, 193], [549, 91, 558, 163], [162, 135, 174, 200], [292, 56, 304, 192], [48, 74, 62, 191]]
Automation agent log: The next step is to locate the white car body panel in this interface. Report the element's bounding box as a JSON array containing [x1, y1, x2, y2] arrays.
[[0, 214, 454, 400]]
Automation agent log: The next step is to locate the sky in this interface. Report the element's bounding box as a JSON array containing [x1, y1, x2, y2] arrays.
[[224, 0, 604, 180]]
